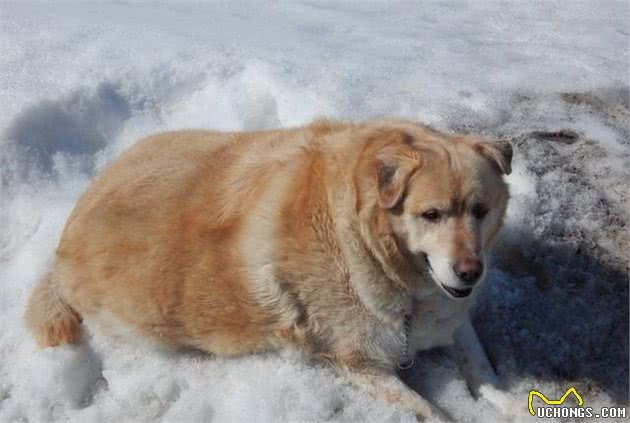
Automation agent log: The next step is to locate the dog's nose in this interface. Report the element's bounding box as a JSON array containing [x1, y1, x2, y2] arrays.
[[453, 258, 483, 285]]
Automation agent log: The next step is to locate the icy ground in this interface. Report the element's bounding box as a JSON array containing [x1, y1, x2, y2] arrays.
[[1, 1, 628, 422]]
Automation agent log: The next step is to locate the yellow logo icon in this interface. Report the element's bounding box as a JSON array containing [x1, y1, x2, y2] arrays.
[[528, 387, 584, 415]]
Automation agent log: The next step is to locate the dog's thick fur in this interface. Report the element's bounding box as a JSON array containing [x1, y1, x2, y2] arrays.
[[26, 119, 511, 418]]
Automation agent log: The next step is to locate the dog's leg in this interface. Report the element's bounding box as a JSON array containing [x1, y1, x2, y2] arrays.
[[341, 366, 435, 419], [453, 316, 498, 396], [332, 353, 450, 421], [453, 316, 512, 413]]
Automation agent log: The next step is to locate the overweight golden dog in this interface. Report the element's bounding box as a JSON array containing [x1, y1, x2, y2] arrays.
[[26, 119, 512, 419]]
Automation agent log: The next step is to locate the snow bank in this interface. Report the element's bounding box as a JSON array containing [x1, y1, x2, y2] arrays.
[[1, 1, 628, 422]]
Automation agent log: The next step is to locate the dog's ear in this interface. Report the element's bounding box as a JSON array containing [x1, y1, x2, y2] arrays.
[[476, 140, 512, 175], [375, 139, 422, 209]]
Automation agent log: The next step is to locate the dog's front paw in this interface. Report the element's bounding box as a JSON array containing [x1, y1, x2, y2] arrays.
[[393, 390, 435, 421], [479, 384, 516, 417], [412, 401, 432, 421], [410, 397, 455, 422]]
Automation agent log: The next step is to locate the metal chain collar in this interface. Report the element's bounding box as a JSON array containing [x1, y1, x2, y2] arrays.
[[397, 313, 414, 370]]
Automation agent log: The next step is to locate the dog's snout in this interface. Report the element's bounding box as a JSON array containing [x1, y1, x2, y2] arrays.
[[453, 258, 483, 285]]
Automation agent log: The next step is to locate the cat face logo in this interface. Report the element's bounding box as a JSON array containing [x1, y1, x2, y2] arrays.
[[528, 387, 584, 415]]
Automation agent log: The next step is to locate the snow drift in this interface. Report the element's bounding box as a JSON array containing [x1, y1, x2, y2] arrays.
[[1, 1, 628, 422]]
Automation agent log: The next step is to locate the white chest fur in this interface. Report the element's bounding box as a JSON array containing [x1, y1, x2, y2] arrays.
[[351, 286, 474, 368], [407, 285, 473, 355]]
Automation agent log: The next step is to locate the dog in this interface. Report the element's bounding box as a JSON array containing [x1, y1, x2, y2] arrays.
[[26, 119, 511, 419]]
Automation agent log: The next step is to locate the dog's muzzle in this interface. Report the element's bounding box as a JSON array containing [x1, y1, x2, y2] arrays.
[[421, 253, 474, 299]]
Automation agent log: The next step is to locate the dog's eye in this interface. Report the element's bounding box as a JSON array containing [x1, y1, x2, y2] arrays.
[[421, 209, 441, 221], [472, 203, 488, 219]]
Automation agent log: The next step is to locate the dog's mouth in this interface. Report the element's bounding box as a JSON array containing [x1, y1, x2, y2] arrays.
[[440, 284, 472, 298], [421, 253, 473, 299]]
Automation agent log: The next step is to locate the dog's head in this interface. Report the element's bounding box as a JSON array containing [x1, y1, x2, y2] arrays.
[[358, 124, 511, 300]]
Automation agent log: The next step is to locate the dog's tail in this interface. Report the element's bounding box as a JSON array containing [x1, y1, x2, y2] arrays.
[[25, 270, 82, 347]]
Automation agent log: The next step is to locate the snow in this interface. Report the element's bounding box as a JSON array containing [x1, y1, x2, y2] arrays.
[[1, 1, 628, 422]]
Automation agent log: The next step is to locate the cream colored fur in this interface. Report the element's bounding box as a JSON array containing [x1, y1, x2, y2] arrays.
[[26, 119, 511, 419]]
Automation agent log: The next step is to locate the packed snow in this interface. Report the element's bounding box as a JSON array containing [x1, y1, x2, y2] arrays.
[[1, 1, 628, 422]]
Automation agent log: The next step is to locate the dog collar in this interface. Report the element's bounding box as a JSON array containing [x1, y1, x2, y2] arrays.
[[397, 313, 414, 370]]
